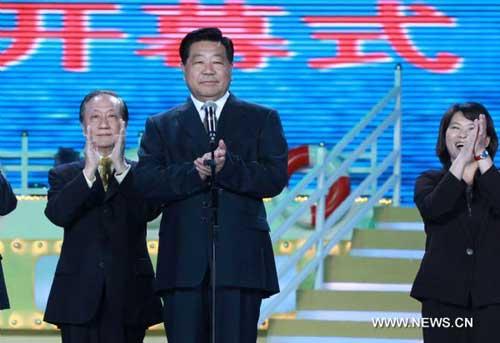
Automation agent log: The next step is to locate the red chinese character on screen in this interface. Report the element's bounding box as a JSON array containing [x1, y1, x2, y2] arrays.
[[0, 3, 125, 72], [136, 0, 290, 70], [304, 0, 462, 73]]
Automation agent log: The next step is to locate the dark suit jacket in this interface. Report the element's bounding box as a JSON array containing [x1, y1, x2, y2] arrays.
[[411, 166, 500, 307], [135, 94, 287, 297], [43, 161, 163, 326], [0, 173, 17, 310]]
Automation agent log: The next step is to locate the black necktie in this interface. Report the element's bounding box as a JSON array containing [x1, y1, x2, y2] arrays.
[[203, 110, 209, 132], [201, 103, 217, 133]]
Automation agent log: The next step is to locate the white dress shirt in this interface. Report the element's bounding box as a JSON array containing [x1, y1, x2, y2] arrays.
[[190, 91, 230, 123], [83, 157, 131, 188]]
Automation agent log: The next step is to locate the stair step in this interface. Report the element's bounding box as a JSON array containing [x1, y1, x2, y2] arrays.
[[373, 207, 422, 222], [352, 229, 425, 250], [297, 290, 419, 312], [324, 256, 420, 284], [323, 282, 412, 292], [266, 208, 426, 342], [267, 338, 422, 343], [375, 222, 423, 231], [296, 310, 421, 322], [350, 249, 424, 259], [267, 319, 422, 339]]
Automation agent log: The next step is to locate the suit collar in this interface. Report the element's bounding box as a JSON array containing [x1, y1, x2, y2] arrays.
[[216, 93, 247, 144], [177, 93, 242, 154], [210, 93, 248, 147], [455, 182, 490, 247], [104, 176, 119, 201], [176, 93, 248, 158], [189, 91, 231, 121], [103, 158, 134, 201], [177, 98, 209, 154], [75, 159, 125, 201]]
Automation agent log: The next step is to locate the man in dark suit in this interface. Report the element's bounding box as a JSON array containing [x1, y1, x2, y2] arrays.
[[135, 28, 288, 343], [44, 90, 163, 342], [0, 172, 17, 310]]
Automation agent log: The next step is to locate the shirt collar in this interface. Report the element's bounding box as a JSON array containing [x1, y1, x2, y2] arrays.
[[191, 91, 230, 121]]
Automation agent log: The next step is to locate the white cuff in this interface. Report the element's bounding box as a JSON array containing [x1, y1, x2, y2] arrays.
[[114, 163, 131, 184], [83, 171, 96, 189]]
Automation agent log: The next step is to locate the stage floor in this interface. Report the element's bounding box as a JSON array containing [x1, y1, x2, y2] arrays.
[[0, 335, 268, 343]]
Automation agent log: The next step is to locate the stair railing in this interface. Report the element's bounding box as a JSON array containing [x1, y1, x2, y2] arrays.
[[0, 132, 54, 195], [0, 133, 144, 195], [260, 64, 402, 323]]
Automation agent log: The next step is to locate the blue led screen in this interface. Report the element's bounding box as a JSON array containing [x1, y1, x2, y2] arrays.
[[1, 0, 500, 204]]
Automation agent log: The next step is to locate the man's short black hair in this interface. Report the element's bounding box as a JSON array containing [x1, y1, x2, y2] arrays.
[[436, 102, 498, 167], [79, 90, 129, 123], [179, 27, 234, 65]]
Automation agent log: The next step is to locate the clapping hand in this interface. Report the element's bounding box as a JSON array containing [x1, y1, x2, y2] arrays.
[[83, 125, 100, 180], [194, 139, 227, 181], [474, 114, 489, 156], [110, 119, 128, 174]]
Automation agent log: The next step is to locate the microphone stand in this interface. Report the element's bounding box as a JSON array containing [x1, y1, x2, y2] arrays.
[[205, 106, 219, 343]]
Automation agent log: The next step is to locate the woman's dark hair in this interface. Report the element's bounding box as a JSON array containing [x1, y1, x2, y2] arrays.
[[436, 102, 497, 167], [79, 90, 129, 123], [179, 27, 234, 65]]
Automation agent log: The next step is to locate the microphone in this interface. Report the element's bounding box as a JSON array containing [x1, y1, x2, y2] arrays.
[[203, 101, 217, 145]]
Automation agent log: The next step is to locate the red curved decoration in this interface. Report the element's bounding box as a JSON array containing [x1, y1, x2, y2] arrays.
[[287, 145, 351, 227]]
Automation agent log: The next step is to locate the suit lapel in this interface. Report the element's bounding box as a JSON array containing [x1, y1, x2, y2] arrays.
[[458, 212, 473, 244], [433, 169, 473, 244], [104, 159, 135, 202], [456, 179, 489, 247], [175, 94, 246, 154], [215, 94, 246, 146], [178, 98, 210, 156], [472, 189, 491, 248], [74, 160, 106, 204], [76, 158, 119, 201], [75, 160, 102, 189], [104, 176, 119, 202]]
